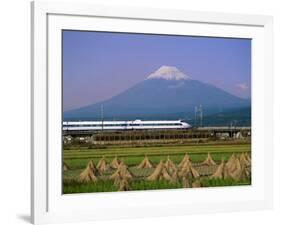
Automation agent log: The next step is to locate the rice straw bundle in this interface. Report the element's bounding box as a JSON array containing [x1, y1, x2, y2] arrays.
[[178, 153, 191, 168], [146, 160, 172, 181], [170, 169, 180, 184], [110, 156, 121, 169], [97, 157, 107, 174], [165, 156, 177, 173], [79, 160, 98, 182], [137, 155, 153, 169], [210, 159, 225, 179], [182, 176, 190, 188], [192, 179, 202, 188], [202, 153, 216, 166], [239, 153, 250, 168], [110, 162, 133, 186], [63, 161, 69, 171], [118, 179, 130, 191], [178, 160, 200, 179]]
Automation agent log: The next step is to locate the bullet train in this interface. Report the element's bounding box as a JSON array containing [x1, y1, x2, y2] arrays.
[[63, 119, 191, 131]]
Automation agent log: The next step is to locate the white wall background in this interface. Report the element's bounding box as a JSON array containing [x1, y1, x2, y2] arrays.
[[0, 0, 280, 224]]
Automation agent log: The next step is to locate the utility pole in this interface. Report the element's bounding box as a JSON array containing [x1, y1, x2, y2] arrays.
[[199, 104, 203, 127], [194, 106, 198, 127], [230, 121, 233, 138], [101, 104, 104, 132], [194, 105, 203, 127]]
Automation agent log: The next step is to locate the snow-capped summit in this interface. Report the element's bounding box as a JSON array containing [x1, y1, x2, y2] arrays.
[[146, 66, 191, 81]]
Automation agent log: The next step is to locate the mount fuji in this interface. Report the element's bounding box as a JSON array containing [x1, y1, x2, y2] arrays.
[[64, 66, 250, 121]]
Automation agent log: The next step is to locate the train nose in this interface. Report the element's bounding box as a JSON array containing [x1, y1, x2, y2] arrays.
[[182, 122, 191, 128]]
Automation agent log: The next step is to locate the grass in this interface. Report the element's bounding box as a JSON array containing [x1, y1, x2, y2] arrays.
[[63, 179, 185, 193], [63, 179, 118, 193], [64, 143, 250, 156], [200, 177, 251, 187], [63, 142, 251, 194], [63, 143, 250, 169], [63, 178, 251, 194]]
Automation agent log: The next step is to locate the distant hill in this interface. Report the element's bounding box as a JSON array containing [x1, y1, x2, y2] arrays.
[[64, 65, 250, 124], [191, 107, 251, 127]]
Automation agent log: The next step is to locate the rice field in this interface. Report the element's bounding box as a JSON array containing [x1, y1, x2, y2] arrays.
[[63, 143, 251, 194]]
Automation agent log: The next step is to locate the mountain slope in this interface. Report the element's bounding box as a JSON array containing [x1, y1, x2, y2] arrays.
[[64, 66, 250, 121]]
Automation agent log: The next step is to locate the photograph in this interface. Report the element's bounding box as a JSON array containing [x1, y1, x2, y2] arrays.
[[62, 30, 251, 194]]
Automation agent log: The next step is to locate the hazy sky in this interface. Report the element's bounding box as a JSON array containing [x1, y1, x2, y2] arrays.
[[63, 30, 251, 111]]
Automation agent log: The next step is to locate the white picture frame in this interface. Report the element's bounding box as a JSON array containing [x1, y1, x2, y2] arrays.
[[31, 1, 273, 224]]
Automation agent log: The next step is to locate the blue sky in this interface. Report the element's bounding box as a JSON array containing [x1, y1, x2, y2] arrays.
[[63, 30, 251, 111]]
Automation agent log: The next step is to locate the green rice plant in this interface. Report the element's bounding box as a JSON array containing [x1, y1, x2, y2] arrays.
[[62, 142, 251, 193], [200, 177, 251, 187], [63, 179, 118, 194]]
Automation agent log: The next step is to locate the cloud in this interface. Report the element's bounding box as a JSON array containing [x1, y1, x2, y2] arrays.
[[236, 83, 249, 91]]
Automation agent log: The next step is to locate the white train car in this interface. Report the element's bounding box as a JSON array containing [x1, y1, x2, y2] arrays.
[[63, 119, 191, 131]]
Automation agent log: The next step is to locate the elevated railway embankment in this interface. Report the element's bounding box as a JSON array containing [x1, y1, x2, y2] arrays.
[[63, 127, 251, 145]]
